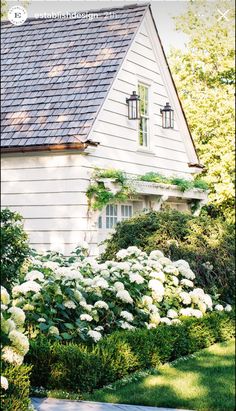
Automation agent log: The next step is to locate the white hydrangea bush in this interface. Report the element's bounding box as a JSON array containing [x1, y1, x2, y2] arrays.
[[1, 286, 29, 392], [11, 245, 232, 344]]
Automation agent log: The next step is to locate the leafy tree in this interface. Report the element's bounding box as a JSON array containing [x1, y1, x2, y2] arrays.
[[169, 0, 235, 221], [0, 208, 29, 290]]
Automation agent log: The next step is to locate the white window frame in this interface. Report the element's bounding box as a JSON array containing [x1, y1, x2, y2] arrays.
[[98, 203, 133, 230], [136, 78, 154, 153], [138, 83, 149, 148]]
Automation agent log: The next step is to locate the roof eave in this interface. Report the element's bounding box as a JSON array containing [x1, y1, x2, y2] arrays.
[[0, 141, 99, 154]]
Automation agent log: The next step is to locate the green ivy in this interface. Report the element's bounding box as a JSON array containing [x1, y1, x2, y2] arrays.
[[86, 169, 135, 211], [86, 169, 208, 211]]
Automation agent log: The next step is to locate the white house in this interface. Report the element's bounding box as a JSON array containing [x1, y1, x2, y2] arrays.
[[1, 3, 207, 255]]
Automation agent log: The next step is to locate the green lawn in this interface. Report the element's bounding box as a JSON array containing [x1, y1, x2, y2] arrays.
[[84, 340, 235, 411]]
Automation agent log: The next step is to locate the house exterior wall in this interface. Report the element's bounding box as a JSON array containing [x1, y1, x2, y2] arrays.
[[88, 19, 195, 178], [1, 152, 97, 255], [1, 16, 201, 256]]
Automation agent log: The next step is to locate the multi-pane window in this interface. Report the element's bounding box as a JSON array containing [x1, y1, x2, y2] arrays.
[[121, 205, 132, 220], [98, 204, 133, 230], [138, 83, 149, 147], [105, 204, 118, 229]]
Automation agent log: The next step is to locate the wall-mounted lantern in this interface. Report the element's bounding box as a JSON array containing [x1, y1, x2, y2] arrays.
[[160, 102, 174, 129], [126, 91, 140, 120]]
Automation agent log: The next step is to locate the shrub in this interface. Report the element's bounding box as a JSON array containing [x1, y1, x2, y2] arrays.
[[1, 364, 32, 411], [27, 311, 234, 393], [101, 210, 235, 301], [11, 244, 233, 344], [0, 208, 29, 291]]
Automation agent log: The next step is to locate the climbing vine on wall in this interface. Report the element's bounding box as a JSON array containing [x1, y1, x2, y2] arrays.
[[86, 168, 208, 211]]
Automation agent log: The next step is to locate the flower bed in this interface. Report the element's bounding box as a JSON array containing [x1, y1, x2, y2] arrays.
[[10, 245, 232, 344]]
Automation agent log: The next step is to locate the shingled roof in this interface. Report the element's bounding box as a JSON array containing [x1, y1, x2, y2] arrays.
[[1, 3, 148, 152]]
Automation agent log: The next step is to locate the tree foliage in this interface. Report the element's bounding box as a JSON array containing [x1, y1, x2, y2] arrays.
[[169, 0, 235, 221]]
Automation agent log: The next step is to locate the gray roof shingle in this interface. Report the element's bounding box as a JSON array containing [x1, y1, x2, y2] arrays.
[[1, 4, 148, 150]]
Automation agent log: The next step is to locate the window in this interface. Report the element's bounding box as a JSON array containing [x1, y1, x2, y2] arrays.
[[98, 204, 133, 230], [138, 83, 149, 147], [121, 205, 132, 220], [105, 204, 117, 229]]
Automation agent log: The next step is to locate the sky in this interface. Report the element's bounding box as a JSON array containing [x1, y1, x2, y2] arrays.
[[6, 0, 191, 52]]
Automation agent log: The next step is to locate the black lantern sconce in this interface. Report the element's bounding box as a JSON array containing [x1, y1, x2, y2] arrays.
[[160, 102, 174, 129], [126, 91, 140, 120]]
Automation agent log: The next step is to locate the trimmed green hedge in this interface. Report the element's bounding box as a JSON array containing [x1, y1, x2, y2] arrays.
[[101, 210, 235, 301], [26, 312, 235, 393], [1, 365, 32, 411]]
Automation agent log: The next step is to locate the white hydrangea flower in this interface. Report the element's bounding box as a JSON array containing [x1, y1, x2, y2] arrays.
[[77, 241, 89, 250], [37, 318, 46, 322], [74, 290, 83, 302], [48, 326, 60, 335], [120, 321, 135, 330], [164, 265, 179, 275], [150, 312, 161, 325], [180, 279, 194, 288], [120, 311, 134, 322], [118, 262, 131, 272], [25, 270, 44, 282], [171, 276, 179, 286], [8, 330, 29, 355], [116, 290, 133, 304], [215, 304, 224, 312], [178, 266, 196, 280], [198, 302, 207, 313], [171, 319, 181, 325], [158, 257, 172, 266], [1, 286, 10, 305], [12, 280, 42, 295], [94, 301, 109, 310], [43, 261, 59, 270], [82, 278, 93, 287], [179, 308, 193, 317], [191, 309, 203, 318], [80, 314, 93, 322], [2, 346, 24, 365], [225, 304, 232, 312], [179, 291, 192, 305], [87, 330, 102, 342], [148, 279, 165, 296], [129, 273, 145, 284], [8, 306, 25, 325], [79, 301, 93, 312], [23, 304, 35, 311], [150, 304, 159, 314], [94, 326, 104, 331], [1, 376, 8, 391], [1, 304, 7, 311], [127, 246, 141, 256], [174, 260, 190, 269], [204, 294, 213, 309], [64, 300, 76, 309], [141, 295, 153, 308], [91, 276, 109, 289], [167, 309, 178, 319], [145, 322, 157, 329], [1, 318, 16, 334], [114, 281, 125, 291], [189, 288, 205, 304], [149, 250, 164, 260], [116, 249, 128, 260], [160, 317, 172, 325], [149, 271, 165, 283]]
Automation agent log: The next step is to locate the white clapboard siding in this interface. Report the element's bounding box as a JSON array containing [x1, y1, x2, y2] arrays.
[[1, 192, 87, 206], [1, 165, 92, 182], [1, 179, 89, 194], [28, 231, 98, 245], [6, 205, 88, 219], [24, 218, 89, 231]]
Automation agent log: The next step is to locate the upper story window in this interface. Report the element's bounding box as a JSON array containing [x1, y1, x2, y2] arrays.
[[138, 83, 149, 147], [121, 205, 132, 220]]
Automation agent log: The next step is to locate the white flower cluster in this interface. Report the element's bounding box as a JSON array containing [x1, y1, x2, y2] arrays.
[[10, 247, 232, 344], [1, 287, 29, 390]]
